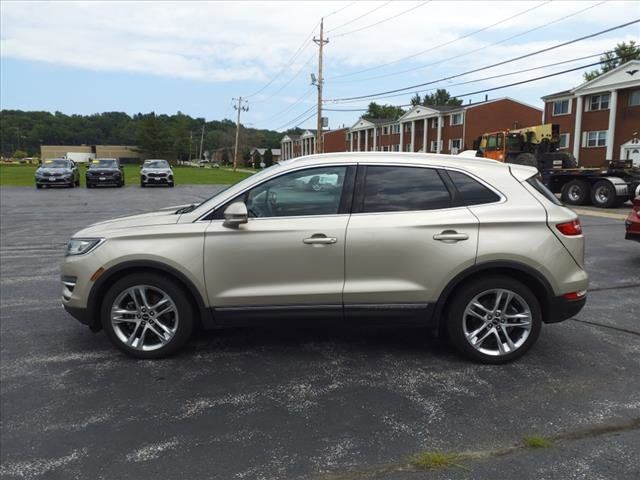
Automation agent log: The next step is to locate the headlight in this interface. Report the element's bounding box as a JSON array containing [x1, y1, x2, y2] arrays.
[[66, 238, 104, 256]]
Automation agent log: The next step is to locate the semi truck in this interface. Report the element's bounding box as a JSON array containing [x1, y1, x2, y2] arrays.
[[474, 124, 640, 208]]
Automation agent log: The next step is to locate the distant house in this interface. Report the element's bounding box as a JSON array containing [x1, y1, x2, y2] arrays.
[[249, 147, 281, 166]]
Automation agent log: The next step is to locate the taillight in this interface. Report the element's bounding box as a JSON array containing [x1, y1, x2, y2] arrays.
[[556, 219, 582, 236]]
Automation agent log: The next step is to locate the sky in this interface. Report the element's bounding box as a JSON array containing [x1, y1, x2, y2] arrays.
[[1, 0, 638, 132]]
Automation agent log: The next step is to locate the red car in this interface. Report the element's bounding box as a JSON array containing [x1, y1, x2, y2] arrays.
[[625, 196, 640, 242]]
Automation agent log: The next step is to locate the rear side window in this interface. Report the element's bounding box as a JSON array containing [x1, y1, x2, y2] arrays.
[[448, 170, 500, 205], [527, 175, 563, 205], [361, 166, 451, 213]]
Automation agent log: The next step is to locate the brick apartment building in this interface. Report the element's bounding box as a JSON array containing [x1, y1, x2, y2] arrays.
[[541, 60, 640, 167], [281, 129, 319, 160], [282, 97, 542, 159]]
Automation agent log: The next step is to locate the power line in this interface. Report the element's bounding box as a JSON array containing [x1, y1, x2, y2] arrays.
[[335, 51, 607, 105], [324, 57, 615, 114], [328, 0, 551, 80], [325, 1, 357, 18], [325, 19, 640, 103], [264, 87, 316, 122], [245, 22, 318, 98], [326, 0, 393, 34], [254, 52, 315, 105], [332, 1, 431, 39], [275, 103, 318, 131], [346, 0, 606, 83]]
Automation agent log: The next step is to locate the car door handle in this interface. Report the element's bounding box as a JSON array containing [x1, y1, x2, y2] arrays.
[[303, 234, 337, 245], [433, 230, 469, 242]]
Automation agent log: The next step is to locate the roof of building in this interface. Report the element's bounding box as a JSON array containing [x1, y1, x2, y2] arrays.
[[251, 148, 281, 156], [542, 60, 640, 100]]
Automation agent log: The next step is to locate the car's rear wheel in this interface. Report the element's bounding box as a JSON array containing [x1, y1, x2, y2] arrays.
[[590, 180, 617, 208], [101, 273, 194, 359], [447, 276, 541, 364]]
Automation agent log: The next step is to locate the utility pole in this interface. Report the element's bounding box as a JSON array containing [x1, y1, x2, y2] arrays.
[[198, 124, 205, 162], [313, 18, 328, 154], [232, 96, 249, 171]]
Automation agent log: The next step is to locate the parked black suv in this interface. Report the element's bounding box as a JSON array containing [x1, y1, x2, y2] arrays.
[[86, 158, 124, 188]]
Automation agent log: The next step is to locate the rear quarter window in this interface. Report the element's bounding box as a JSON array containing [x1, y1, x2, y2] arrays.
[[447, 170, 501, 205], [527, 175, 563, 206]]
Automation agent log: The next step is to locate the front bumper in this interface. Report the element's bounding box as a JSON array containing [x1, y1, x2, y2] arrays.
[[86, 175, 122, 186], [545, 295, 587, 323], [36, 176, 73, 185], [142, 174, 173, 185]]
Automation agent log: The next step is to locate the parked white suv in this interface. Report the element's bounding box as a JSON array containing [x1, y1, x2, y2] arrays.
[[62, 153, 588, 363]]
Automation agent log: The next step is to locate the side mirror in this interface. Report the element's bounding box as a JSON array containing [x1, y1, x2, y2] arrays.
[[223, 202, 248, 229]]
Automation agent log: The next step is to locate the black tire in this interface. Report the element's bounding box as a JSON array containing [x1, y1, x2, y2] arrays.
[[75, 178, 80, 187], [169, 182, 174, 188], [446, 275, 542, 364], [561, 179, 590, 205], [36, 184, 42, 189], [140, 181, 145, 188], [590, 180, 618, 208], [513, 152, 538, 168], [101, 273, 194, 359]]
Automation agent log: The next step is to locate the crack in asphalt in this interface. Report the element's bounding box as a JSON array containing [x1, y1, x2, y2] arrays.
[[313, 417, 640, 480], [570, 317, 640, 337]]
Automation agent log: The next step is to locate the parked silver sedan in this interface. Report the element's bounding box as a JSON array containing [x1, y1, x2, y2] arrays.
[[140, 159, 174, 187]]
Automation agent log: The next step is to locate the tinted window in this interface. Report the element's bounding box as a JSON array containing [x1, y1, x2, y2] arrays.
[[243, 166, 347, 218], [362, 166, 450, 213], [527, 175, 562, 206], [448, 171, 500, 205]]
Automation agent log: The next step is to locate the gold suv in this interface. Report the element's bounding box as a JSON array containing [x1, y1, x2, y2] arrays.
[[62, 153, 588, 363]]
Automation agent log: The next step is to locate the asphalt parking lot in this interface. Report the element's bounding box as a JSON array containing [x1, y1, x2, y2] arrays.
[[1, 185, 639, 480]]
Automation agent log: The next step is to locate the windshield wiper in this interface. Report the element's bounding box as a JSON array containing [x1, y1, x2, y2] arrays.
[[175, 204, 197, 214]]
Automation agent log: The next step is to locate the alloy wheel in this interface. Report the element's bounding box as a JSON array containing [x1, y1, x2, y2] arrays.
[[462, 288, 532, 357], [110, 285, 179, 351]]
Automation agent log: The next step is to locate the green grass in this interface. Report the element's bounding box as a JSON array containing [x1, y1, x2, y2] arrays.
[[410, 452, 461, 470], [523, 435, 553, 449], [0, 163, 252, 187]]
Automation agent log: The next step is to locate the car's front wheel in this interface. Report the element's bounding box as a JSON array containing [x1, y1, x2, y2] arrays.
[[101, 273, 194, 359], [447, 276, 541, 364]]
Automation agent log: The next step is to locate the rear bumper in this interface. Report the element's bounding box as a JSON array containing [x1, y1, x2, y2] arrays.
[[545, 295, 586, 323], [625, 231, 640, 242]]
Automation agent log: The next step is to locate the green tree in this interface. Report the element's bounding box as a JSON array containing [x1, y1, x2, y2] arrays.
[[410, 93, 422, 106], [362, 102, 405, 120], [421, 89, 462, 107], [136, 113, 173, 158], [13, 149, 27, 159], [584, 41, 640, 81], [263, 148, 273, 168]]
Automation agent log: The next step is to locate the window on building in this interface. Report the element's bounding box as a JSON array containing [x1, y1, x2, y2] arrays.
[[585, 131, 607, 147], [404, 123, 411, 132], [558, 133, 570, 149], [630, 90, 640, 106], [449, 138, 463, 151], [552, 99, 570, 115], [391, 124, 400, 134], [450, 113, 463, 125], [382, 126, 389, 135], [430, 140, 442, 152], [447, 170, 500, 206], [392, 144, 400, 152], [431, 118, 439, 128], [361, 166, 451, 213], [589, 94, 610, 111]]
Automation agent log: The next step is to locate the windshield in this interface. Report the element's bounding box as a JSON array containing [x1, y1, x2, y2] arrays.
[[89, 159, 117, 168], [42, 159, 69, 168], [144, 160, 169, 168]]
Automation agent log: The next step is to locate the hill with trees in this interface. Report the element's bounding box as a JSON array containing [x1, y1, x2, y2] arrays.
[[0, 110, 286, 161]]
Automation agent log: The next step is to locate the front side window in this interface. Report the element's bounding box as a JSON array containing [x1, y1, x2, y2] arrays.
[[589, 94, 610, 111], [553, 100, 570, 115], [360, 166, 451, 213], [586, 131, 607, 147], [244, 166, 347, 218], [486, 134, 498, 150]]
